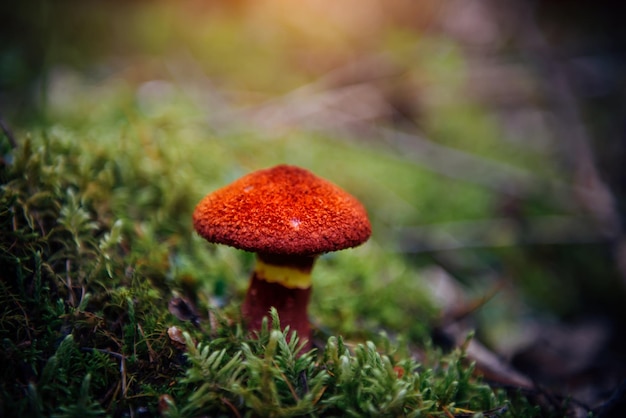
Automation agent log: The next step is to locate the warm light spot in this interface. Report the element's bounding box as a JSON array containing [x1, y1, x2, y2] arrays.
[[290, 218, 301, 230]]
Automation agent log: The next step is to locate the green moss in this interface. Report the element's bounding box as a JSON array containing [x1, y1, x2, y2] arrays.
[[0, 120, 555, 417], [166, 310, 513, 418]]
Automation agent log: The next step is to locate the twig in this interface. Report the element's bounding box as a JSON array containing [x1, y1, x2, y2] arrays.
[[220, 396, 242, 418], [11, 297, 33, 341], [136, 323, 156, 363], [120, 353, 128, 397], [440, 281, 503, 326], [448, 404, 509, 417], [441, 405, 455, 418], [278, 369, 300, 402], [464, 336, 534, 389], [81, 348, 128, 397], [66, 258, 75, 307]]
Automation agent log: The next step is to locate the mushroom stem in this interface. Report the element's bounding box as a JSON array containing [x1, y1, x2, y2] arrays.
[[242, 254, 316, 349]]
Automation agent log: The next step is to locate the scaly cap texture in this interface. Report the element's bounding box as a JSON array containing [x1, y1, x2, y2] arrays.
[[193, 165, 371, 256]]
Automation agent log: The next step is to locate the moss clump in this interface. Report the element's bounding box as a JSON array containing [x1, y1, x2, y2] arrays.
[[0, 128, 548, 417], [166, 309, 508, 418], [0, 133, 182, 416]]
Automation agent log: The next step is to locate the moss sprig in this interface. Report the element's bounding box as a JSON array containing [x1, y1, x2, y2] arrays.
[[165, 308, 513, 418]]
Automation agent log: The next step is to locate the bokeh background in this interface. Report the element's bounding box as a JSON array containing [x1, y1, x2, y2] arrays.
[[2, 0, 626, 412]]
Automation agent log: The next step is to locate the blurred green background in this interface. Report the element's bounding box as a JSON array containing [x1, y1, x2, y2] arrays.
[[2, 0, 625, 408]]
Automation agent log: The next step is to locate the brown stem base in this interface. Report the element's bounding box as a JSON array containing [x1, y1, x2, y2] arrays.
[[242, 272, 312, 350]]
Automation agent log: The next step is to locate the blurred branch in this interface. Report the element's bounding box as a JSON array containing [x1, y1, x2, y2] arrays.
[[241, 54, 402, 131], [511, 1, 625, 280], [396, 215, 606, 254], [234, 67, 606, 214], [375, 126, 559, 199]]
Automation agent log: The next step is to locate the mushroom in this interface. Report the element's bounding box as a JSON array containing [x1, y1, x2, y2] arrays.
[[192, 164, 371, 349]]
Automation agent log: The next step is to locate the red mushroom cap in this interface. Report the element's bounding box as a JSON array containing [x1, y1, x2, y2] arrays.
[[193, 165, 371, 256]]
